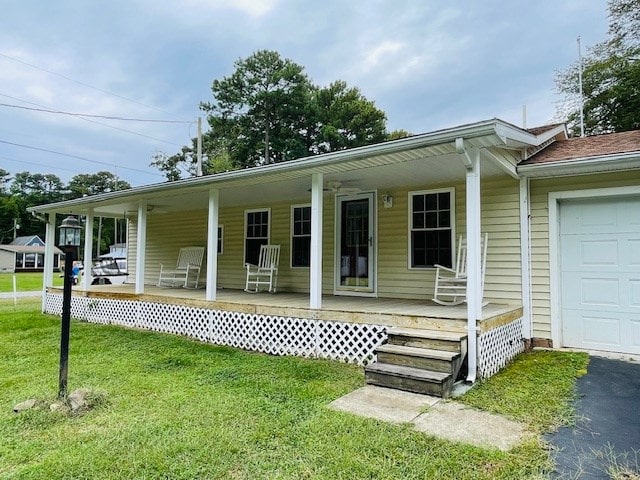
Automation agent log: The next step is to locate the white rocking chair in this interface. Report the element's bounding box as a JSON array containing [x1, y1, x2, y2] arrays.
[[157, 246, 205, 289], [432, 233, 488, 306], [245, 244, 280, 293]]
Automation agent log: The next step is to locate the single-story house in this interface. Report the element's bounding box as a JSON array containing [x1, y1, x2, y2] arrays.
[[29, 118, 640, 397], [0, 235, 62, 272]]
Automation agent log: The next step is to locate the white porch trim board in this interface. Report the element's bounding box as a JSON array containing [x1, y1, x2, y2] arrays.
[[206, 188, 219, 301], [310, 172, 323, 309], [42, 214, 56, 312], [463, 144, 481, 383], [135, 200, 147, 294], [83, 209, 94, 291], [519, 178, 533, 339]]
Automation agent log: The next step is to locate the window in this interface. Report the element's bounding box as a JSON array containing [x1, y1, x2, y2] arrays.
[[291, 205, 311, 267], [217, 226, 223, 254], [410, 189, 454, 268], [245, 209, 269, 265], [24, 253, 36, 268]]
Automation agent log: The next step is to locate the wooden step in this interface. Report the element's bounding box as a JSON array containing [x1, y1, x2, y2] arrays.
[[365, 363, 453, 397], [376, 344, 459, 373], [386, 327, 467, 352]]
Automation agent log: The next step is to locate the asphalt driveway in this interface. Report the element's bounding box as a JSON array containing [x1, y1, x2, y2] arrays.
[[546, 356, 640, 479]]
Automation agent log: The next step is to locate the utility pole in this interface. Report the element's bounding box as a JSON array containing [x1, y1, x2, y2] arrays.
[[578, 36, 585, 138], [196, 117, 203, 177]]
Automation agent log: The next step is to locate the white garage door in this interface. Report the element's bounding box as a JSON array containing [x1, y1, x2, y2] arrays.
[[560, 196, 640, 354]]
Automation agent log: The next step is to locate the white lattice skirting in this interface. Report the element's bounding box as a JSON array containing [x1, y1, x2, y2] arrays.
[[477, 316, 525, 378], [45, 293, 386, 366]]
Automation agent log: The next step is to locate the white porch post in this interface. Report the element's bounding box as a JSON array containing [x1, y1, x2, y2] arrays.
[[206, 188, 219, 301], [135, 200, 147, 294], [519, 177, 533, 341], [465, 148, 481, 383], [42, 213, 56, 312], [310, 172, 323, 309], [82, 209, 94, 290]]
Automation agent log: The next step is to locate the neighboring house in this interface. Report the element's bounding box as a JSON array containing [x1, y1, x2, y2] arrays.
[[0, 235, 62, 273], [28, 119, 640, 396]]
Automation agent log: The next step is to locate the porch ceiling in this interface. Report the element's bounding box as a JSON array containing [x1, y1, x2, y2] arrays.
[[31, 118, 537, 218], [56, 147, 513, 217]]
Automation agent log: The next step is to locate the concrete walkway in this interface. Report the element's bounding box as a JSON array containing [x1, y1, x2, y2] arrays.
[[329, 385, 533, 451], [0, 291, 41, 299]]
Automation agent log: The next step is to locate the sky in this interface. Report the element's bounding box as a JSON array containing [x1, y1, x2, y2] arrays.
[[0, 0, 609, 188]]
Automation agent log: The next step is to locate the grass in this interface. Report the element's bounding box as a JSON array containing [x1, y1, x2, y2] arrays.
[[1, 299, 587, 479], [459, 350, 589, 433], [0, 272, 63, 292]]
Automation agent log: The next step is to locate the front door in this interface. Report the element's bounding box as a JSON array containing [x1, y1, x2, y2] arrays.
[[336, 193, 375, 294]]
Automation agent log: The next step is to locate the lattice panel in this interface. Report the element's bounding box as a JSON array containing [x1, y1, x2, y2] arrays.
[[478, 317, 525, 378], [44, 293, 387, 366], [45, 293, 63, 315], [315, 321, 386, 365], [85, 298, 132, 326]]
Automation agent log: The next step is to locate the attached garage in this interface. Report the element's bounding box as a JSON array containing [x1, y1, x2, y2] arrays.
[[557, 194, 640, 355]]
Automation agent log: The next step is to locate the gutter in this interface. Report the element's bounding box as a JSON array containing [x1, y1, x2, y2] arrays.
[[518, 151, 640, 178]]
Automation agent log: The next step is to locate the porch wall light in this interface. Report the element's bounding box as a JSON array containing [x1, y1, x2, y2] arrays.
[[382, 195, 394, 208]]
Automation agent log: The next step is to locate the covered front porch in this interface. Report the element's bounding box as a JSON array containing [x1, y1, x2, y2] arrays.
[[32, 119, 565, 386]]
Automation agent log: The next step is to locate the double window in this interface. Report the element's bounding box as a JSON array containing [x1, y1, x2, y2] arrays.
[[244, 209, 270, 265], [410, 189, 454, 268], [291, 205, 311, 267]]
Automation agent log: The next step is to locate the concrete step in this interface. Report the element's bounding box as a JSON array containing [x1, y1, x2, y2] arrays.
[[365, 363, 454, 398], [376, 344, 459, 373], [386, 327, 467, 352]]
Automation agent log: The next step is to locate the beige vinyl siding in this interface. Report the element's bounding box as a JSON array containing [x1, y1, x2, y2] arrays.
[[127, 210, 208, 286], [529, 170, 640, 341], [127, 197, 337, 292], [126, 175, 522, 303], [376, 177, 522, 304], [0, 250, 15, 272]]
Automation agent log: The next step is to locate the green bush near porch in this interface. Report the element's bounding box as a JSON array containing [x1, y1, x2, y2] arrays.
[[1, 299, 584, 479]]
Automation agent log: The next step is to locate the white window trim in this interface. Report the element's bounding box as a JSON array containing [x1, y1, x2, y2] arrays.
[[243, 208, 271, 265], [407, 187, 456, 270], [290, 203, 311, 269]]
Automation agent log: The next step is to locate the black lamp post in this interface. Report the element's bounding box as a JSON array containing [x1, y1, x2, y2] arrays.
[[57, 215, 82, 399]]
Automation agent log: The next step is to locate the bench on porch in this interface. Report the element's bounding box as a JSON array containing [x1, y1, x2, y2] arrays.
[[157, 246, 205, 289]]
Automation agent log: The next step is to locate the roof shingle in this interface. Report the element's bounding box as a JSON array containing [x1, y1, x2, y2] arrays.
[[521, 130, 640, 165]]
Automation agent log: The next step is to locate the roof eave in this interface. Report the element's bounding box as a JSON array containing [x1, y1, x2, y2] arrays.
[[29, 118, 539, 215], [518, 151, 640, 178]]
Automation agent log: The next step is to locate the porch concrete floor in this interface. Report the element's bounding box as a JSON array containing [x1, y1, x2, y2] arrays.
[[68, 284, 522, 332]]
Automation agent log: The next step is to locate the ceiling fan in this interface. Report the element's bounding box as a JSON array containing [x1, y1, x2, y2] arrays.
[[312, 180, 362, 194]]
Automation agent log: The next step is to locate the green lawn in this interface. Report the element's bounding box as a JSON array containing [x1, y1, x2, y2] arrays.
[[0, 299, 587, 479], [0, 272, 63, 292]]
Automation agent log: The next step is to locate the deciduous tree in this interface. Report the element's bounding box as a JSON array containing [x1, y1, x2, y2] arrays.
[[556, 0, 640, 135]]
